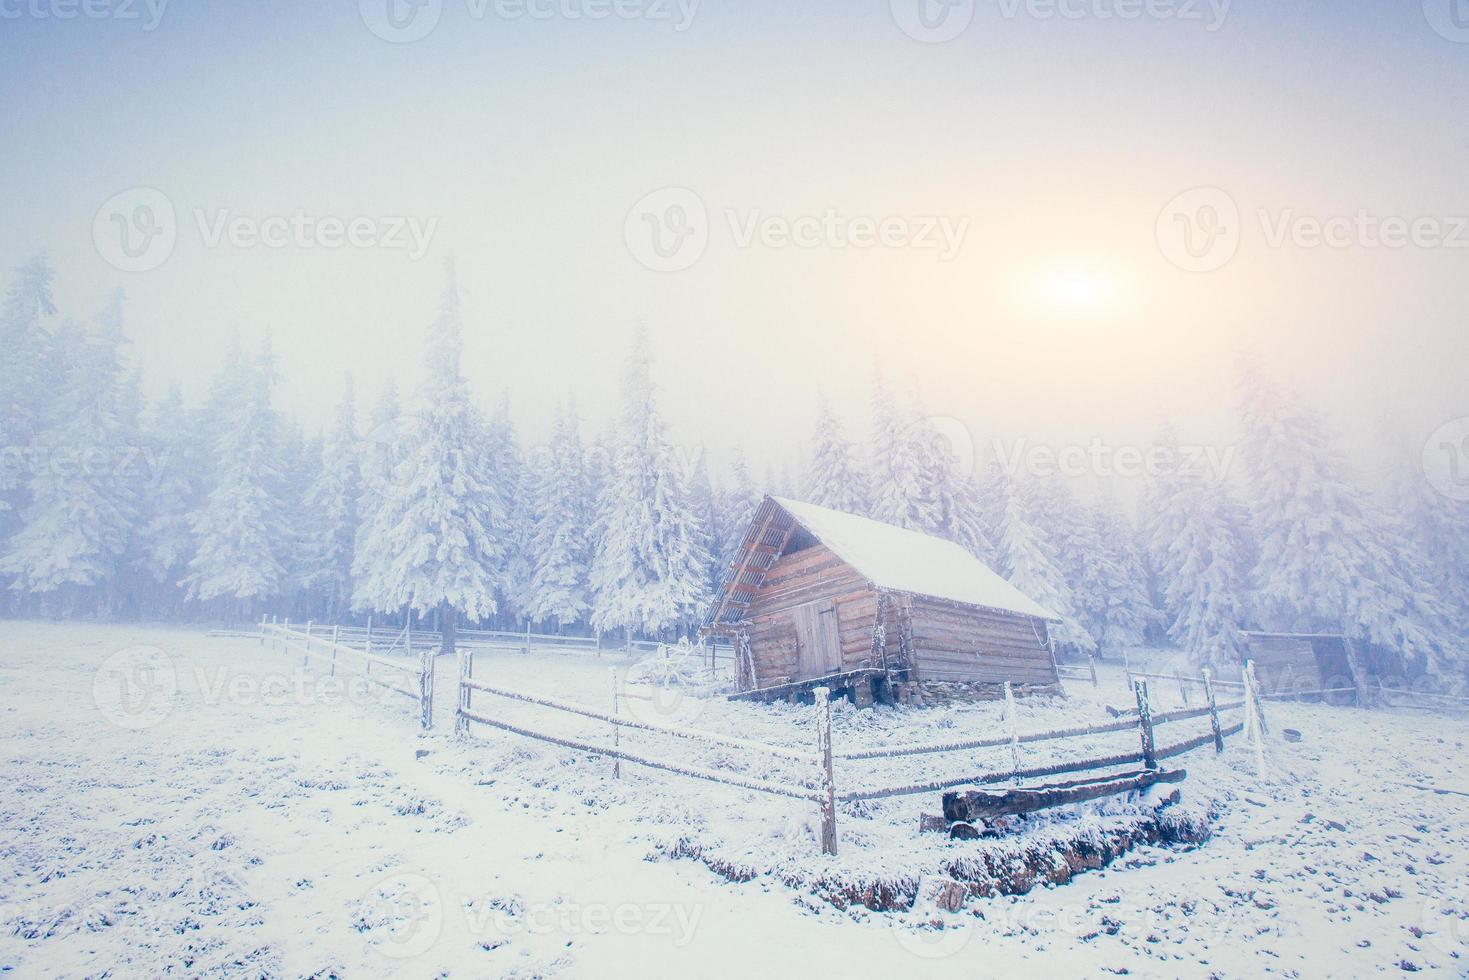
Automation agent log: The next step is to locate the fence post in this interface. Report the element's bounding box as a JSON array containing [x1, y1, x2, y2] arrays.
[[1245, 660, 1269, 735], [282, 619, 290, 656], [1176, 669, 1190, 707], [1123, 650, 1133, 692], [814, 687, 837, 857], [1088, 653, 1098, 688], [523, 620, 531, 656], [365, 615, 373, 657], [595, 630, 602, 658], [419, 642, 434, 731], [259, 613, 267, 646], [1003, 681, 1022, 774], [303, 621, 313, 668], [1243, 664, 1266, 774], [1202, 667, 1224, 753], [330, 625, 339, 677], [610, 668, 622, 780], [1134, 680, 1156, 769], [455, 647, 472, 738]]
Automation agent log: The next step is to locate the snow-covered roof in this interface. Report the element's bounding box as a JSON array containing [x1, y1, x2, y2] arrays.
[[770, 497, 1060, 622]]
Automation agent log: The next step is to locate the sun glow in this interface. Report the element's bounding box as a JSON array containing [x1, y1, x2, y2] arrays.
[[1041, 268, 1120, 317]]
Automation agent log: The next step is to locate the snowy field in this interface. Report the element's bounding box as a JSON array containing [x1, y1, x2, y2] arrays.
[[3, 621, 1467, 978]]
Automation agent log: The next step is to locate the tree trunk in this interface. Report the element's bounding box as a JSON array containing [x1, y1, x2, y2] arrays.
[[440, 602, 457, 657]]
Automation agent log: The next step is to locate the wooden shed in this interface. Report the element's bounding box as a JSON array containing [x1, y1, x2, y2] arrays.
[[701, 496, 1063, 705], [1240, 631, 1367, 702]]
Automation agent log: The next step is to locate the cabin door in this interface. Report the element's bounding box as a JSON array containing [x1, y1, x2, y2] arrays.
[[794, 600, 842, 679]]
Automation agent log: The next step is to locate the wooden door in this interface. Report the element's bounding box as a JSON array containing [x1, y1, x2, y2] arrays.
[[794, 600, 842, 679]]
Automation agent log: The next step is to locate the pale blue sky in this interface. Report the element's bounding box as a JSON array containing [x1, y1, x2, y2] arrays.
[[2, 0, 1466, 486]]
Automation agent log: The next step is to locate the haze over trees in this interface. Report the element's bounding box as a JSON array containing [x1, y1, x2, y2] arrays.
[[0, 254, 1463, 684]]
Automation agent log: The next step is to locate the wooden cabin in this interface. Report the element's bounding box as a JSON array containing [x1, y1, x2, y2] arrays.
[[1240, 631, 1368, 702], [701, 496, 1063, 705]]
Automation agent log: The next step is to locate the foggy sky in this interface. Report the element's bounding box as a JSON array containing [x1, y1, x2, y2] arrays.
[[2, 0, 1466, 491]]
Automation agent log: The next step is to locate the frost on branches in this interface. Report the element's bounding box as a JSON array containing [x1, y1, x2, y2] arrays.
[[589, 328, 710, 639]]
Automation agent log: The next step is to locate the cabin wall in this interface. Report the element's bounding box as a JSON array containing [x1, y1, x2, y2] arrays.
[[907, 597, 1058, 686], [1244, 636, 1324, 693], [744, 544, 881, 688]]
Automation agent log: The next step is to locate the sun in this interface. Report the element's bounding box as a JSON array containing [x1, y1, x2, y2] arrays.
[[1039, 268, 1120, 317]]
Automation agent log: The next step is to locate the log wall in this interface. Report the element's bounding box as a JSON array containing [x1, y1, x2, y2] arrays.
[[745, 544, 880, 688], [1244, 635, 1326, 693], [907, 597, 1058, 686]]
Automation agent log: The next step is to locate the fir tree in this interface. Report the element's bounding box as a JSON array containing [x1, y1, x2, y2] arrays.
[[373, 261, 505, 653], [525, 403, 593, 629], [589, 328, 711, 637], [1237, 362, 1446, 672], [0, 313, 137, 611], [997, 475, 1093, 652], [182, 343, 286, 618], [300, 376, 360, 623], [1161, 476, 1250, 667], [136, 383, 199, 614], [803, 395, 867, 515]]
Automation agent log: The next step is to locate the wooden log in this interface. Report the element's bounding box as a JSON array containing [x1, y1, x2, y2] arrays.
[[814, 687, 837, 857], [942, 768, 1187, 822], [1135, 680, 1156, 769]]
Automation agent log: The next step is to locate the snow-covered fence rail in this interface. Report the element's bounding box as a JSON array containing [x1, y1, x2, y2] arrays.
[[259, 619, 435, 730], [453, 651, 841, 854], [837, 680, 1253, 803]]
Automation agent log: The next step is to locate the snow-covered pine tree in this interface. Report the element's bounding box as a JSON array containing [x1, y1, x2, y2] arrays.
[[182, 342, 286, 620], [373, 261, 505, 653], [1086, 500, 1158, 658], [687, 447, 727, 599], [488, 397, 533, 629], [350, 380, 407, 619], [135, 383, 199, 615], [718, 445, 761, 573], [997, 475, 1093, 652], [525, 403, 593, 630], [1379, 420, 1469, 651], [0, 311, 138, 613], [1160, 475, 1250, 667], [0, 254, 57, 554], [868, 374, 931, 530], [589, 328, 711, 638], [803, 395, 868, 515], [300, 376, 360, 623], [1237, 361, 1447, 673]]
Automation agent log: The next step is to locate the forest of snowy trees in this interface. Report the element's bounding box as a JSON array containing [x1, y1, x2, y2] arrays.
[[0, 253, 1465, 684]]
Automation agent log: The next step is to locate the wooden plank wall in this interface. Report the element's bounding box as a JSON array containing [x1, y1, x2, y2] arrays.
[[907, 597, 1058, 686], [745, 544, 881, 686], [1245, 636, 1324, 692]]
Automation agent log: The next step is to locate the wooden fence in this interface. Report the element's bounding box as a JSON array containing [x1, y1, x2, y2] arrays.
[[453, 653, 1262, 856], [260, 618, 436, 729]]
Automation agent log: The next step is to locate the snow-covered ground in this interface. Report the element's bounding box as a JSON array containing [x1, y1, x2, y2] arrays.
[[2, 621, 1466, 977]]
